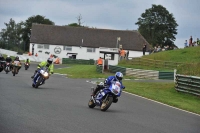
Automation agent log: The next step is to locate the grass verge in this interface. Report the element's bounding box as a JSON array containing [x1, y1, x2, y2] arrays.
[[124, 81, 200, 115]]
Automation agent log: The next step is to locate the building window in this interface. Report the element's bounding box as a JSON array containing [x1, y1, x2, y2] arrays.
[[37, 44, 49, 49], [87, 48, 95, 53], [64, 46, 72, 51]]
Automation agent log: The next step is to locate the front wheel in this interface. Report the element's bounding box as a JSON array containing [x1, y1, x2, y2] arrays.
[[88, 98, 96, 108], [35, 76, 43, 88], [13, 67, 16, 76], [100, 96, 113, 111]]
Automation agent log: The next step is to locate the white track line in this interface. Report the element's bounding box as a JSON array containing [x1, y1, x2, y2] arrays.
[[123, 91, 200, 117]]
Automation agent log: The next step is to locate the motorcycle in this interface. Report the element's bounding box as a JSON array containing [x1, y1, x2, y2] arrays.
[[24, 62, 29, 70], [12, 61, 21, 76], [32, 67, 49, 88], [0, 61, 5, 72], [4, 62, 11, 74], [88, 81, 123, 111]]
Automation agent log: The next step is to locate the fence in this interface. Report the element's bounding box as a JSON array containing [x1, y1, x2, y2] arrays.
[[175, 74, 200, 96], [105, 65, 175, 80], [62, 58, 95, 65]]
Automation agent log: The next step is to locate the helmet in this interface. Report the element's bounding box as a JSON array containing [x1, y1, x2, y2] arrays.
[[15, 56, 19, 60], [7, 55, 10, 58], [115, 72, 123, 81], [47, 58, 53, 64]]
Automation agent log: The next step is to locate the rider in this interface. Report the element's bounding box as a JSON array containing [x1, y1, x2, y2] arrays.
[[12, 56, 22, 73], [31, 58, 54, 79], [0, 54, 5, 72], [5, 55, 12, 63], [91, 72, 125, 103], [5, 55, 12, 68], [24, 58, 30, 66], [0, 54, 5, 61]]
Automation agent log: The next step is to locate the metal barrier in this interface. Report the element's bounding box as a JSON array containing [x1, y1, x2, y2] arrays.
[[108, 65, 175, 80], [175, 74, 200, 96], [62, 58, 95, 65]]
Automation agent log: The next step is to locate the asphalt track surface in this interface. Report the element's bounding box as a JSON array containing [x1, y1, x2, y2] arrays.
[[0, 64, 200, 133]]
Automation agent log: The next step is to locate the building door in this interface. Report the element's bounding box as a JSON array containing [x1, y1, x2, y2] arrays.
[[72, 55, 76, 59]]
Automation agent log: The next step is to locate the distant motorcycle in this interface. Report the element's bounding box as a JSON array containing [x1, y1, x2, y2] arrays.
[[0, 61, 6, 72], [32, 67, 49, 88], [4, 62, 11, 74], [88, 81, 123, 111], [24, 62, 29, 70], [12, 61, 21, 76]]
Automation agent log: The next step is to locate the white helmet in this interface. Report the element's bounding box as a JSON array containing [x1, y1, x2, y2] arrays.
[[7, 55, 10, 58]]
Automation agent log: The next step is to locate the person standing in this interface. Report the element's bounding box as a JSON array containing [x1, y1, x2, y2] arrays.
[[119, 48, 126, 60], [97, 57, 103, 65], [142, 43, 147, 55], [197, 38, 200, 46], [189, 36, 193, 47], [126, 50, 129, 60], [184, 40, 188, 48]]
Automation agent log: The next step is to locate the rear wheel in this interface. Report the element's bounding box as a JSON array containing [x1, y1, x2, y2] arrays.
[[100, 96, 113, 111], [88, 98, 96, 108]]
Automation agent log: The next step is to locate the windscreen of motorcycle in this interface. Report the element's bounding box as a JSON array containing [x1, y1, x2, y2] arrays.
[[111, 82, 121, 95], [40, 70, 45, 74]]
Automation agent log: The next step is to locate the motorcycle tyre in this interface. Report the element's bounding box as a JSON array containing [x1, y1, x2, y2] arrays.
[[13, 67, 16, 76], [100, 96, 113, 111], [35, 76, 43, 88], [88, 98, 96, 108], [25, 65, 28, 70]]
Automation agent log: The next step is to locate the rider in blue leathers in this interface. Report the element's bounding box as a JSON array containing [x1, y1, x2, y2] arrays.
[[92, 72, 125, 103]]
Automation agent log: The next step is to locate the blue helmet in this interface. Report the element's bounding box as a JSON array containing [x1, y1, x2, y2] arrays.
[[115, 72, 123, 81]]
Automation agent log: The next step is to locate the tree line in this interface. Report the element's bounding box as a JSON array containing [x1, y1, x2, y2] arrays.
[[0, 4, 178, 53]]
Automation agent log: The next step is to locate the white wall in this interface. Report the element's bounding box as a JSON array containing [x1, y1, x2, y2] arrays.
[[29, 43, 147, 65]]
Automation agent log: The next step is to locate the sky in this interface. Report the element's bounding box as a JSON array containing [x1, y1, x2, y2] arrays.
[[0, 0, 199, 48]]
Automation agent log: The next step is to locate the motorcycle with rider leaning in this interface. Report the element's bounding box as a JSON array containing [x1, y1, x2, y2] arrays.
[[31, 58, 54, 84], [91, 72, 125, 103]]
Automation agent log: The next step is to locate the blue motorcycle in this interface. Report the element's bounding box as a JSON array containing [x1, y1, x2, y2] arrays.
[[32, 67, 49, 88], [88, 81, 123, 111]]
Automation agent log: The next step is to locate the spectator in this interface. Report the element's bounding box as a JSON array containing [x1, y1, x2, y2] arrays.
[[97, 57, 103, 65], [126, 50, 129, 60], [35, 53, 38, 57], [142, 43, 147, 55], [184, 40, 188, 48], [192, 41, 197, 47], [197, 38, 200, 46], [189, 36, 193, 47], [157, 46, 161, 52], [119, 48, 126, 60]]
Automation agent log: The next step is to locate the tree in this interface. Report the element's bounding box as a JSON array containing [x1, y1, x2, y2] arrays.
[[0, 18, 24, 50], [22, 15, 55, 51], [135, 4, 178, 48]]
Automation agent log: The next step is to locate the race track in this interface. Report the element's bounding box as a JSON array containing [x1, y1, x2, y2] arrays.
[[0, 64, 199, 133]]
